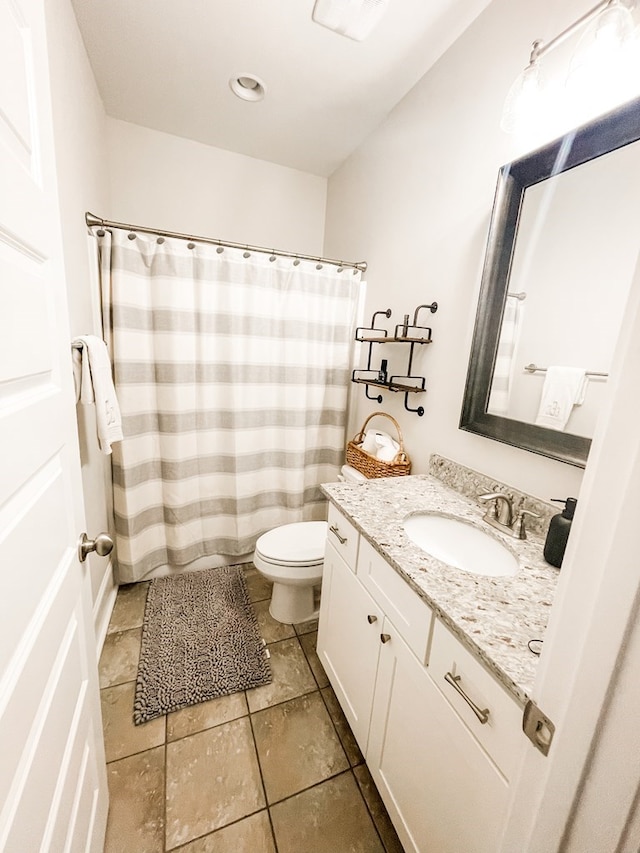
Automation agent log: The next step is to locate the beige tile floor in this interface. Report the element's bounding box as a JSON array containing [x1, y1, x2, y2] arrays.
[[99, 566, 405, 853]]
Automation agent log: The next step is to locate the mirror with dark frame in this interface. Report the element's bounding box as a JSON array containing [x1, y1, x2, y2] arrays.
[[460, 95, 640, 468]]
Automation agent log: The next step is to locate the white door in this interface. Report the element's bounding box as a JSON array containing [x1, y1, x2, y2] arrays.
[[0, 0, 109, 849], [501, 252, 640, 849]]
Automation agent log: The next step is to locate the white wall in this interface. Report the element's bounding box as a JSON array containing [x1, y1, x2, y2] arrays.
[[106, 119, 328, 255], [45, 0, 116, 645], [323, 0, 607, 501]]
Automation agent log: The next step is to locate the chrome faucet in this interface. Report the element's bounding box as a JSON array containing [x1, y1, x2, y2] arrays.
[[479, 492, 513, 526], [479, 492, 539, 540]]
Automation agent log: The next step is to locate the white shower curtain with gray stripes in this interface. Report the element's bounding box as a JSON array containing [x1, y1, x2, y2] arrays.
[[487, 296, 524, 415], [97, 229, 362, 583]]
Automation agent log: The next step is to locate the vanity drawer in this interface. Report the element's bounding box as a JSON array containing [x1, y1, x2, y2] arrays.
[[428, 617, 524, 781], [326, 503, 359, 571], [357, 536, 433, 663]]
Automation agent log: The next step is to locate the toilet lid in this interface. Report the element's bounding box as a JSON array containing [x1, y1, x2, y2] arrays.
[[255, 521, 327, 565]]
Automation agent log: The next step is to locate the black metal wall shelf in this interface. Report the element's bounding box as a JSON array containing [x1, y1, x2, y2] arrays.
[[352, 303, 437, 417]]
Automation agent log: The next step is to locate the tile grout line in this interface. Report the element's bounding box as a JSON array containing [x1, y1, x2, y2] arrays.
[[264, 765, 356, 809], [104, 579, 399, 851], [248, 615, 354, 842], [295, 637, 355, 771], [316, 680, 364, 764], [349, 764, 395, 853], [162, 715, 168, 852], [297, 632, 326, 691], [103, 684, 327, 763], [164, 807, 272, 852], [310, 681, 404, 849], [248, 621, 358, 813], [247, 697, 281, 853]]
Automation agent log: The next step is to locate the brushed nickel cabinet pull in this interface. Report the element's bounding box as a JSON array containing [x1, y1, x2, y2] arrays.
[[367, 614, 378, 624], [329, 524, 347, 545], [380, 633, 391, 644], [444, 672, 490, 725]]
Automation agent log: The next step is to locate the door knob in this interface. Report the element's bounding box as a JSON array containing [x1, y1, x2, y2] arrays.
[[78, 532, 114, 562]]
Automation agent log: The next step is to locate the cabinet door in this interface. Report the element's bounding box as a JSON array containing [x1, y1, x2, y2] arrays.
[[357, 536, 433, 662], [317, 540, 384, 753], [367, 620, 509, 853]]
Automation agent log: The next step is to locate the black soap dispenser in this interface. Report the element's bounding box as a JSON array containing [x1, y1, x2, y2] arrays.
[[543, 497, 577, 568]]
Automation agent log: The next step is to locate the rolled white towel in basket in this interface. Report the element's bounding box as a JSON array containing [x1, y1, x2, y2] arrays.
[[375, 433, 400, 461], [361, 428, 400, 461]]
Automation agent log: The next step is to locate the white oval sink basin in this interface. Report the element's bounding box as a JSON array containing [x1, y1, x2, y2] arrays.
[[403, 513, 519, 577]]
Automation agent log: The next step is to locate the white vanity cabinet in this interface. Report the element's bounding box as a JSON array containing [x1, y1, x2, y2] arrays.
[[318, 504, 526, 853]]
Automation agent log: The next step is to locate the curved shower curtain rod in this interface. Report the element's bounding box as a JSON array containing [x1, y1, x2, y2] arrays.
[[85, 212, 368, 273]]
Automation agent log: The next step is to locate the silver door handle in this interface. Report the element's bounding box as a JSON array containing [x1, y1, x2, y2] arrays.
[[78, 532, 114, 562]]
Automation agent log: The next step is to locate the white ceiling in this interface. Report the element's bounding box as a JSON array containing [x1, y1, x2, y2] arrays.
[[70, 0, 492, 177]]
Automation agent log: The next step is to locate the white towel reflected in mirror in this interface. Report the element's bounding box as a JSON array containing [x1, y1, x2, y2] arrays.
[[534, 366, 587, 431]]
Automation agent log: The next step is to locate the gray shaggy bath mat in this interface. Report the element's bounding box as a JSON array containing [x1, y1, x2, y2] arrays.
[[134, 564, 271, 724]]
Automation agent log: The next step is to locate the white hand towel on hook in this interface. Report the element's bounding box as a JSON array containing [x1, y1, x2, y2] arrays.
[[534, 366, 587, 431], [72, 335, 123, 454]]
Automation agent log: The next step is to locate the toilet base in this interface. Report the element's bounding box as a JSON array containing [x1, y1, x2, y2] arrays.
[[269, 581, 317, 624]]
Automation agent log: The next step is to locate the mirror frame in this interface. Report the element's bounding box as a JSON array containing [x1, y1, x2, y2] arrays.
[[460, 95, 640, 468]]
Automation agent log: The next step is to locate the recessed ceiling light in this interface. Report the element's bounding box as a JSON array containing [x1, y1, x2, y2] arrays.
[[229, 74, 266, 102]]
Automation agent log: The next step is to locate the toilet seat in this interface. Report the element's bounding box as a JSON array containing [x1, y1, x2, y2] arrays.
[[256, 553, 324, 568], [255, 521, 327, 566]]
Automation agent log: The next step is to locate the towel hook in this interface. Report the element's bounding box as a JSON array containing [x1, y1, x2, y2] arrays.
[[413, 303, 438, 325]]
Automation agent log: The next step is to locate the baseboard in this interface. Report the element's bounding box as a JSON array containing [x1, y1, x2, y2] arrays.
[[93, 559, 117, 660]]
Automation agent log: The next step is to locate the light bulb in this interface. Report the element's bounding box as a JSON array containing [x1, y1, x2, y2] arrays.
[[568, 0, 635, 84], [501, 61, 543, 134], [566, 0, 638, 125]]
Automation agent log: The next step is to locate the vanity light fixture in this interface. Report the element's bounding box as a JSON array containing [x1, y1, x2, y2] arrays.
[[312, 0, 389, 41], [501, 0, 638, 134], [229, 74, 266, 102], [501, 42, 544, 134]]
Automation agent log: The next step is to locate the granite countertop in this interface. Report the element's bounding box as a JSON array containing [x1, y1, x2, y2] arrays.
[[321, 474, 560, 705]]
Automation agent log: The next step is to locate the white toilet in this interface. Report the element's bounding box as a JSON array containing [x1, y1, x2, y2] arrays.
[[253, 464, 366, 623]]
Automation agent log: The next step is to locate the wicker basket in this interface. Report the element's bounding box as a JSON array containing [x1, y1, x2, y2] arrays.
[[346, 412, 411, 479]]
